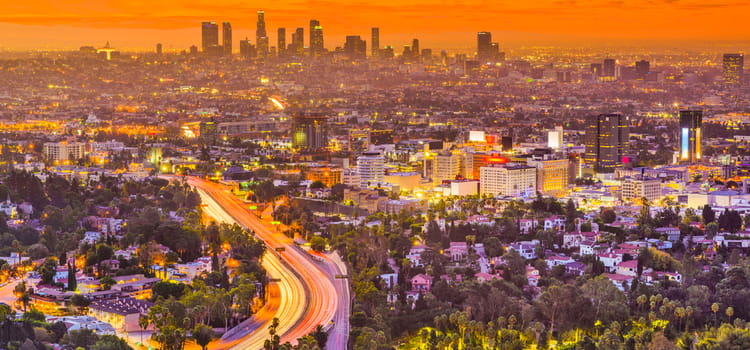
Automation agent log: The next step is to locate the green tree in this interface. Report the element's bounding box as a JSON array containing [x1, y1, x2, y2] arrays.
[[192, 324, 213, 350]]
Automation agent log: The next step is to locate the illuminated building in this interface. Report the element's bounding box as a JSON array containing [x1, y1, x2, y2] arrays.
[[344, 36, 366, 59], [43, 141, 87, 163], [370, 130, 393, 145], [349, 129, 370, 153], [476, 31, 500, 62], [679, 110, 703, 163], [292, 28, 304, 55], [603, 58, 616, 78], [277, 28, 286, 56], [240, 39, 256, 59], [222, 22, 232, 55], [310, 20, 324, 57], [306, 167, 342, 187], [528, 158, 569, 197], [723, 53, 744, 85], [292, 112, 328, 153], [357, 151, 385, 188], [584, 114, 629, 173], [201, 21, 219, 53], [371, 28, 380, 58], [548, 126, 564, 151], [256, 11, 268, 58], [480, 163, 536, 197], [590, 63, 603, 77], [621, 176, 661, 203], [432, 151, 461, 185]]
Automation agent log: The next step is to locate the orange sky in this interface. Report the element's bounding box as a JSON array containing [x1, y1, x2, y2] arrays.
[[1, 0, 749, 51]]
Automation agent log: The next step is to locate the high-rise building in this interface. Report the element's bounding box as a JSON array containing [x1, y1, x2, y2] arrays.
[[344, 36, 366, 59], [239, 39, 256, 59], [357, 151, 385, 188], [723, 53, 744, 85], [156, 43, 162, 55], [371, 28, 380, 58], [201, 22, 219, 53], [411, 39, 420, 62], [477, 31, 491, 61], [222, 22, 232, 55], [679, 110, 703, 163], [309, 20, 324, 57], [584, 114, 630, 173], [256, 11, 268, 58], [480, 163, 537, 197], [548, 126, 564, 151], [635, 60, 649, 79], [432, 151, 461, 185], [277, 28, 286, 56], [291, 112, 328, 153], [603, 58, 616, 78], [293, 28, 304, 55]]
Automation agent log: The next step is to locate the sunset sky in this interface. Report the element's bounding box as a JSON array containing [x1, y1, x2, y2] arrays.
[[1, 0, 749, 51]]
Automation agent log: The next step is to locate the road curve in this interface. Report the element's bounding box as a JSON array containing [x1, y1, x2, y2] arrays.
[[187, 177, 341, 349]]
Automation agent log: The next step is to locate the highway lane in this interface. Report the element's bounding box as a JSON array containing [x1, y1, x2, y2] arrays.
[[194, 187, 306, 350], [187, 178, 344, 348]]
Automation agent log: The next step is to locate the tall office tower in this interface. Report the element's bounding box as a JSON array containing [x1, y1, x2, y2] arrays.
[[723, 53, 744, 85], [310, 20, 324, 57], [344, 36, 366, 59], [432, 151, 461, 185], [548, 126, 564, 151], [222, 22, 232, 55], [477, 31, 492, 61], [291, 113, 328, 153], [239, 39, 256, 59], [201, 21, 219, 52], [421, 49, 433, 65], [371, 27, 380, 58], [277, 28, 286, 56], [256, 11, 268, 58], [156, 43, 162, 55], [679, 110, 703, 163], [294, 27, 304, 54], [635, 60, 649, 79], [603, 58, 616, 77], [412, 39, 420, 61], [357, 151, 385, 188], [584, 114, 630, 173]]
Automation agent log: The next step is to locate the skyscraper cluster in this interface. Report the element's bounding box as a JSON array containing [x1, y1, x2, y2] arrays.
[[201, 21, 232, 56], [476, 32, 502, 63]]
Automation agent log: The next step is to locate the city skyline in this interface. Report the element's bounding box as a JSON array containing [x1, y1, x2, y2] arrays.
[[2, 1, 750, 51]]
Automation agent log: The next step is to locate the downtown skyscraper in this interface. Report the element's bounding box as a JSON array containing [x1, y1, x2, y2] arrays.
[[371, 28, 380, 58], [476, 31, 500, 63], [256, 11, 269, 58], [201, 22, 219, 53], [222, 22, 232, 55], [277, 28, 286, 56], [309, 20, 324, 57], [584, 114, 630, 173]]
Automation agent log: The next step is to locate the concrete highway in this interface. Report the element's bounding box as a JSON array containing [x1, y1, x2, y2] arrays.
[[187, 177, 349, 349]]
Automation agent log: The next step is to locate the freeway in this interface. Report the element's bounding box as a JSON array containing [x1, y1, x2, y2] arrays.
[[187, 177, 348, 349]]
